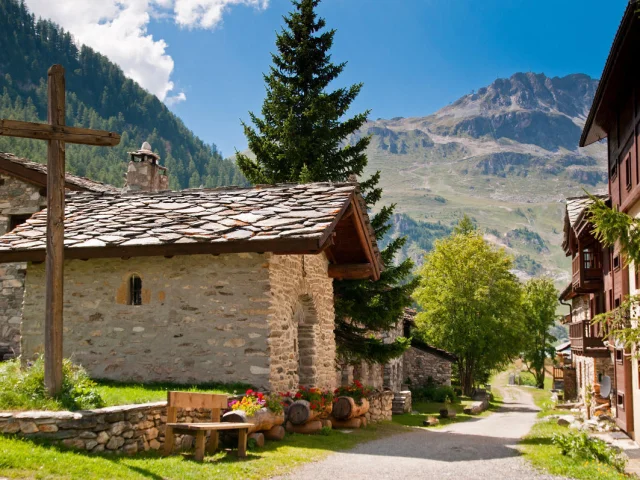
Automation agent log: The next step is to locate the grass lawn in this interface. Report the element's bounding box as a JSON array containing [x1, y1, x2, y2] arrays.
[[0, 422, 407, 480], [94, 380, 252, 407], [520, 420, 627, 480], [508, 372, 628, 479], [392, 395, 502, 429]]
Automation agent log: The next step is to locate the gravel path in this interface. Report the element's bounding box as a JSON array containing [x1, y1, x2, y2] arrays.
[[276, 385, 568, 480]]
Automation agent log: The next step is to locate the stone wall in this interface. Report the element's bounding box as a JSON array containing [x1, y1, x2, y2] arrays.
[[403, 347, 452, 387], [267, 253, 336, 392], [0, 402, 216, 454], [365, 391, 394, 423], [564, 366, 577, 401], [22, 254, 273, 388], [573, 353, 614, 402], [572, 295, 591, 322], [0, 173, 46, 356]]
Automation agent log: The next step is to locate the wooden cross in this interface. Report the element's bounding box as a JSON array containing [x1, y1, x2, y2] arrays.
[[0, 65, 120, 395]]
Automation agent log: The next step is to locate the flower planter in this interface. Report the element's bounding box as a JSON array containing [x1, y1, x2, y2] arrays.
[[332, 396, 370, 420], [222, 408, 284, 434]]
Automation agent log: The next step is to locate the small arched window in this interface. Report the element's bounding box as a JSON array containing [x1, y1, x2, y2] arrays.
[[129, 275, 142, 306]]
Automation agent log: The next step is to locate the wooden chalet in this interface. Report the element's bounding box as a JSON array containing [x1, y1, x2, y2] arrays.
[[579, 0, 640, 437]]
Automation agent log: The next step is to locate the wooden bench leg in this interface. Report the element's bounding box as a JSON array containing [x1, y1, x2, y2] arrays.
[[194, 431, 206, 462], [206, 430, 219, 454], [163, 426, 175, 456], [238, 428, 248, 458]]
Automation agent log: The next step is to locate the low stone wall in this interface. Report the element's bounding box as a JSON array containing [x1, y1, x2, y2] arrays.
[[0, 402, 215, 454], [365, 390, 394, 423]]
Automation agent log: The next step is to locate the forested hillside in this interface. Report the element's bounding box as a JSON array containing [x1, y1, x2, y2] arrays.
[[0, 0, 246, 189]]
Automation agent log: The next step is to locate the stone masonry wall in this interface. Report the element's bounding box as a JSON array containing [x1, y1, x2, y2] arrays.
[[267, 253, 336, 392], [0, 173, 46, 356], [0, 402, 218, 455], [403, 347, 452, 387], [22, 253, 274, 388], [574, 353, 614, 402]]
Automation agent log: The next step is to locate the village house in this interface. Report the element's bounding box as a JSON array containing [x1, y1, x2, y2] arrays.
[[577, 0, 640, 438], [0, 145, 384, 393], [341, 309, 455, 393], [558, 195, 613, 407], [0, 152, 119, 359]]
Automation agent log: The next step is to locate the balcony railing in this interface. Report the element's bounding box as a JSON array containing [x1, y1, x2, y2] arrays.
[[571, 246, 603, 291], [569, 320, 606, 353]]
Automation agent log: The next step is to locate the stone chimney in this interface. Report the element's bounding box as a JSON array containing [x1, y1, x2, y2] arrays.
[[124, 142, 169, 192]]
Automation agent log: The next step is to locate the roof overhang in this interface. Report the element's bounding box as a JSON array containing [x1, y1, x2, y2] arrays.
[[0, 187, 383, 281], [581, 2, 638, 147]]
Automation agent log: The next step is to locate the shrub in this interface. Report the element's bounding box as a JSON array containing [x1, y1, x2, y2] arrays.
[[552, 431, 627, 473], [0, 357, 104, 411], [410, 385, 458, 403]]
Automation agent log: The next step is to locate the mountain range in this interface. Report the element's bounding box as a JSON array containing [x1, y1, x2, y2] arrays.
[[365, 72, 607, 284]]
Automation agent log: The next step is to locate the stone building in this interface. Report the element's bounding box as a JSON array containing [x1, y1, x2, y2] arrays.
[[343, 309, 456, 391], [0, 180, 382, 392], [0, 152, 118, 359]]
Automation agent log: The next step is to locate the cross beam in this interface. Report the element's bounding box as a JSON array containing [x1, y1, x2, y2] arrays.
[[0, 65, 121, 396]]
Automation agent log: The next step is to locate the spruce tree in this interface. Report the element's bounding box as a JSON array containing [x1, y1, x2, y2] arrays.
[[238, 0, 416, 364]]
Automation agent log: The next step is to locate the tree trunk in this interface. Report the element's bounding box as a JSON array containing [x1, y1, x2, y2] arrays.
[[285, 420, 323, 434], [332, 397, 370, 420], [222, 408, 284, 434], [330, 416, 362, 429], [264, 425, 286, 441]]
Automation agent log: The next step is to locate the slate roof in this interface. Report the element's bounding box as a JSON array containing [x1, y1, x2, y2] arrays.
[[0, 182, 381, 268], [0, 152, 119, 193], [562, 193, 608, 252], [402, 309, 457, 362]]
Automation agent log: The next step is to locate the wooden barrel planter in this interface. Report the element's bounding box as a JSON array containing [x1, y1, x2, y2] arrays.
[[287, 400, 325, 425], [332, 397, 369, 420], [222, 408, 285, 435]]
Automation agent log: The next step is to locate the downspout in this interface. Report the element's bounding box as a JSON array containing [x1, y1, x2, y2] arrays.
[[559, 298, 573, 320]]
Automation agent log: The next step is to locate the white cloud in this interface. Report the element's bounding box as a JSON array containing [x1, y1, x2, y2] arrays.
[[23, 0, 269, 103]]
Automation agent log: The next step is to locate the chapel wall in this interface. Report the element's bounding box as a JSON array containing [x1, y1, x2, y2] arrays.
[[21, 253, 273, 387], [0, 173, 46, 357], [267, 253, 337, 392]]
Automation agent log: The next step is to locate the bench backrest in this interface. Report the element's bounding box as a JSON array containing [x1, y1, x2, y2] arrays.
[[166, 391, 228, 423]]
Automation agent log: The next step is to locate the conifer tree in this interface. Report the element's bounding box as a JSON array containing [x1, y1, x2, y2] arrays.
[[238, 0, 416, 364]]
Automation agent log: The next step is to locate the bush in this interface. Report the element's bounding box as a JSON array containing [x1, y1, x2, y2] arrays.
[[0, 357, 105, 411], [517, 371, 537, 387], [410, 385, 458, 403], [552, 431, 627, 473]]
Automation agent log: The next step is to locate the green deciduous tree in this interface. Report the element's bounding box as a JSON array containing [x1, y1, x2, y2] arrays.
[[237, 0, 416, 364], [521, 278, 558, 389], [413, 216, 525, 395]]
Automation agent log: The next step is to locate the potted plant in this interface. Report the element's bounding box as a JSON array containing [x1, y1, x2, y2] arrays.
[[332, 381, 373, 421], [223, 389, 285, 433], [285, 387, 334, 425]]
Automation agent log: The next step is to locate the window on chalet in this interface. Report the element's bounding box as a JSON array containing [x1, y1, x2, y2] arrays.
[[8, 214, 31, 231], [583, 247, 598, 269], [618, 393, 625, 408], [626, 154, 632, 190], [615, 297, 622, 309], [129, 275, 142, 306], [616, 348, 624, 364], [613, 255, 621, 270], [611, 160, 618, 179]]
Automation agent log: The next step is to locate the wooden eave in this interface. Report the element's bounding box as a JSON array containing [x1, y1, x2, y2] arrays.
[[0, 156, 89, 192], [581, 2, 638, 147]]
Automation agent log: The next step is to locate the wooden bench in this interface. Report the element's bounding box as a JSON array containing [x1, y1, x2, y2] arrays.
[[163, 391, 252, 461]]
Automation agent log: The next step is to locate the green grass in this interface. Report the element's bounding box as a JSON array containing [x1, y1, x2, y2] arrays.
[[392, 396, 502, 429], [0, 422, 407, 480], [94, 380, 252, 407], [520, 420, 628, 480]]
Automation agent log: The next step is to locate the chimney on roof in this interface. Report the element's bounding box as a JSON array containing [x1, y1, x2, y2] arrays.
[[124, 142, 169, 192]]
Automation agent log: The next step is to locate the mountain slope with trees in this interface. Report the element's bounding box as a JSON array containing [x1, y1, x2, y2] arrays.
[[0, 0, 246, 189], [356, 72, 608, 284]]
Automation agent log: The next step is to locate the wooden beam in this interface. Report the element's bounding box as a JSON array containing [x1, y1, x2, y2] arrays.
[[350, 195, 381, 280], [0, 119, 121, 147], [328, 263, 374, 280], [44, 65, 65, 396]]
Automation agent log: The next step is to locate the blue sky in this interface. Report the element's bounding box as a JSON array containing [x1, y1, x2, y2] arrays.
[[35, 0, 629, 157]]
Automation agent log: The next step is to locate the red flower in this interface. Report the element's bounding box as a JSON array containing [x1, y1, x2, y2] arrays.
[[246, 389, 254, 395]]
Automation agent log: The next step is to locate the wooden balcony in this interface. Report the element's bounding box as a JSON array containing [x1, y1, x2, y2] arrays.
[[571, 246, 603, 292], [569, 320, 608, 357]]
